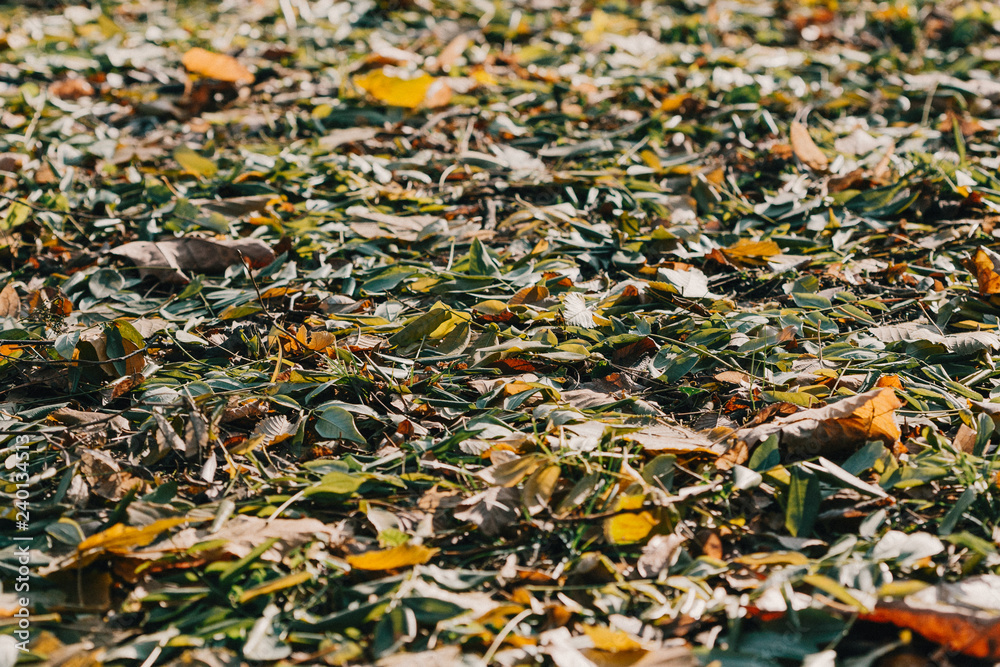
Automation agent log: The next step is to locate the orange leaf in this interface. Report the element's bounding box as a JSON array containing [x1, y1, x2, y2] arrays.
[[736, 387, 903, 457], [862, 577, 1000, 659], [875, 374, 904, 390], [721, 239, 781, 267], [181, 48, 254, 84], [509, 284, 549, 306], [971, 248, 1000, 295], [790, 121, 829, 171]]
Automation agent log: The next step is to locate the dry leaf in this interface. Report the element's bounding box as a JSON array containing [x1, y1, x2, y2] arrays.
[[78, 448, 145, 501], [0, 283, 19, 319], [455, 487, 520, 536], [970, 247, 1000, 295], [721, 239, 781, 267], [135, 515, 347, 562], [181, 47, 254, 84], [790, 121, 829, 171], [110, 237, 275, 284], [736, 387, 903, 457], [862, 575, 1000, 659], [622, 423, 726, 456], [48, 77, 94, 100], [509, 284, 549, 306]]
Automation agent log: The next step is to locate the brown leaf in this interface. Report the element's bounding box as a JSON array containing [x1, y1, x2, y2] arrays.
[[861, 575, 1000, 659], [48, 77, 95, 100], [790, 121, 829, 171], [181, 48, 254, 84], [623, 423, 727, 456], [437, 33, 470, 71], [134, 515, 347, 562], [0, 283, 19, 318], [455, 486, 520, 536], [509, 284, 550, 306], [110, 237, 275, 284], [78, 448, 145, 501], [736, 387, 903, 458], [611, 336, 658, 366], [970, 247, 1000, 295]]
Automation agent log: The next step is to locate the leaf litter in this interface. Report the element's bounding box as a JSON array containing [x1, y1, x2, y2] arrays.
[[2, 0, 1000, 665]]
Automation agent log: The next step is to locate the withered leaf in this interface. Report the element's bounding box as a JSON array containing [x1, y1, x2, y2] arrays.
[[736, 387, 903, 458], [110, 237, 275, 284], [790, 121, 829, 171]]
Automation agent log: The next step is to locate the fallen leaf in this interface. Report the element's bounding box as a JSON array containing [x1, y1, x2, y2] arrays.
[[0, 283, 19, 318], [862, 575, 1000, 659], [455, 487, 520, 536], [790, 121, 829, 171], [48, 77, 94, 100], [970, 247, 1000, 295], [346, 543, 438, 570], [622, 423, 726, 456], [353, 69, 450, 109], [721, 239, 781, 267], [110, 237, 275, 284], [181, 47, 254, 84], [736, 387, 903, 457], [604, 512, 657, 544]]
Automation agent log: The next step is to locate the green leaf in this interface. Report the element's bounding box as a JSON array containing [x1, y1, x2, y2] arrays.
[[467, 237, 502, 276], [939, 487, 975, 536], [749, 434, 780, 471], [791, 292, 831, 309], [785, 467, 819, 537], [314, 406, 365, 443], [387, 308, 453, 347], [174, 146, 218, 177]]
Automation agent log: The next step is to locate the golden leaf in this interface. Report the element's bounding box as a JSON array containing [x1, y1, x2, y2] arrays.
[[346, 543, 438, 570], [353, 69, 450, 109], [603, 512, 657, 545], [181, 47, 254, 84], [581, 625, 643, 652], [77, 517, 192, 554], [721, 239, 781, 267]]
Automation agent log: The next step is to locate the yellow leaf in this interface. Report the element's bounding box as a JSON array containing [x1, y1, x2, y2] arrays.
[[581, 625, 643, 652], [181, 47, 253, 84], [353, 69, 450, 109], [722, 239, 781, 266], [174, 146, 218, 178], [346, 543, 438, 570], [77, 517, 192, 554], [734, 551, 811, 566], [790, 121, 829, 171], [238, 571, 313, 603], [604, 512, 657, 545]]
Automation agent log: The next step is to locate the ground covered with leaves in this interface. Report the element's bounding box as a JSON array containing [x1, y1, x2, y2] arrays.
[[4, 0, 1000, 665]]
